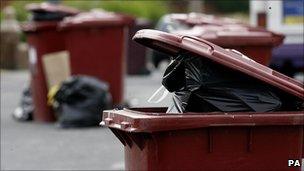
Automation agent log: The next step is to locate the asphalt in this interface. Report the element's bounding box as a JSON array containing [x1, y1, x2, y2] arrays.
[[1, 68, 171, 170]]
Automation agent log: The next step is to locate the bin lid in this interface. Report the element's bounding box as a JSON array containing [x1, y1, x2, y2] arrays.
[[169, 13, 244, 26], [58, 9, 135, 30], [26, 2, 80, 15], [133, 29, 304, 99], [173, 25, 285, 47], [21, 21, 59, 33]]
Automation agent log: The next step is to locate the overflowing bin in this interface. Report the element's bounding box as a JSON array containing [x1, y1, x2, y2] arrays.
[[58, 10, 134, 106], [21, 2, 79, 122], [101, 30, 304, 171], [153, 13, 284, 66]]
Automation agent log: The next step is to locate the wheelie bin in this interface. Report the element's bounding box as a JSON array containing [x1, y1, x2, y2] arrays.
[[58, 10, 134, 106], [127, 18, 152, 75], [101, 30, 304, 171], [167, 13, 244, 27], [21, 2, 79, 122], [173, 25, 284, 65], [154, 13, 284, 66]]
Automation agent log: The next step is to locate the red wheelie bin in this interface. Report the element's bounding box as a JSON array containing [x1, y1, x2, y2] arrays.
[[174, 25, 284, 65], [101, 30, 304, 171], [58, 10, 134, 106], [156, 13, 284, 66], [167, 13, 244, 26], [127, 18, 152, 75], [21, 2, 79, 122]]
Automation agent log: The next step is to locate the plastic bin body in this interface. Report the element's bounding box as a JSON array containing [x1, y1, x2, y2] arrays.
[[64, 27, 125, 105], [174, 25, 284, 66], [22, 22, 65, 122], [127, 19, 152, 75], [102, 108, 304, 171], [101, 30, 304, 170], [59, 11, 134, 105], [21, 3, 79, 122], [232, 45, 272, 65]]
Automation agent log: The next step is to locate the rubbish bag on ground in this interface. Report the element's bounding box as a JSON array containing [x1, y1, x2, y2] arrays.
[[53, 75, 112, 128], [12, 86, 34, 121], [164, 53, 296, 113]]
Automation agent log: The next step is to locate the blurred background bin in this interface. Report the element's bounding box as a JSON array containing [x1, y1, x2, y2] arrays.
[[174, 25, 284, 65], [166, 13, 244, 27], [127, 18, 152, 75], [101, 29, 304, 171], [21, 2, 79, 122], [58, 10, 134, 106], [153, 13, 284, 66]]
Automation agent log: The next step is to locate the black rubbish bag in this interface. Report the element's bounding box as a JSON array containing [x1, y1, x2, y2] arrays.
[[54, 75, 112, 128], [12, 86, 34, 121], [164, 53, 285, 113]]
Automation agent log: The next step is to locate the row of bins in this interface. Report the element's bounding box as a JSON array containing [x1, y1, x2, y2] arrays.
[[22, 4, 285, 122], [21, 2, 150, 122], [152, 13, 284, 67], [21, 2, 304, 170]]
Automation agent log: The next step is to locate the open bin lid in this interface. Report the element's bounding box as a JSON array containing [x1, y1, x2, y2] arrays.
[[58, 9, 135, 30], [133, 29, 303, 99], [173, 25, 285, 47]]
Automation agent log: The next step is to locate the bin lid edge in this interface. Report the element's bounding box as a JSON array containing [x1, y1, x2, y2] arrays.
[[133, 29, 304, 99]]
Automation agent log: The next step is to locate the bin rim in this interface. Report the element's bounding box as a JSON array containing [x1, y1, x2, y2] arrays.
[[166, 13, 244, 26], [132, 29, 304, 99], [21, 21, 59, 33], [58, 10, 135, 31], [101, 108, 304, 133]]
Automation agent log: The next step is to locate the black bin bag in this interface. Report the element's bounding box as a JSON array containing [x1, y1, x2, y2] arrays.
[[164, 53, 287, 113], [54, 75, 112, 128]]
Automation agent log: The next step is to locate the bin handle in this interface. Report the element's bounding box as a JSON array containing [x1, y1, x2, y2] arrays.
[[181, 35, 214, 53]]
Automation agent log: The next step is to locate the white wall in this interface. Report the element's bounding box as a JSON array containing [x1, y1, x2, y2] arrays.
[[250, 0, 303, 44]]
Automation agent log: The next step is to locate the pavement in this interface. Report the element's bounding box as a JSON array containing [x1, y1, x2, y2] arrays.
[[1, 68, 171, 170]]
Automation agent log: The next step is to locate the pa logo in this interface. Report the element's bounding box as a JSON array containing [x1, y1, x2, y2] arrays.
[[288, 159, 301, 167]]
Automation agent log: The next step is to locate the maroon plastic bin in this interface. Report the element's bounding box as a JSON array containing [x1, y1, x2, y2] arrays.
[[101, 30, 304, 171], [59, 10, 134, 105], [21, 3, 79, 122], [174, 25, 284, 65], [159, 13, 284, 66], [168, 13, 244, 27], [127, 18, 152, 75]]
